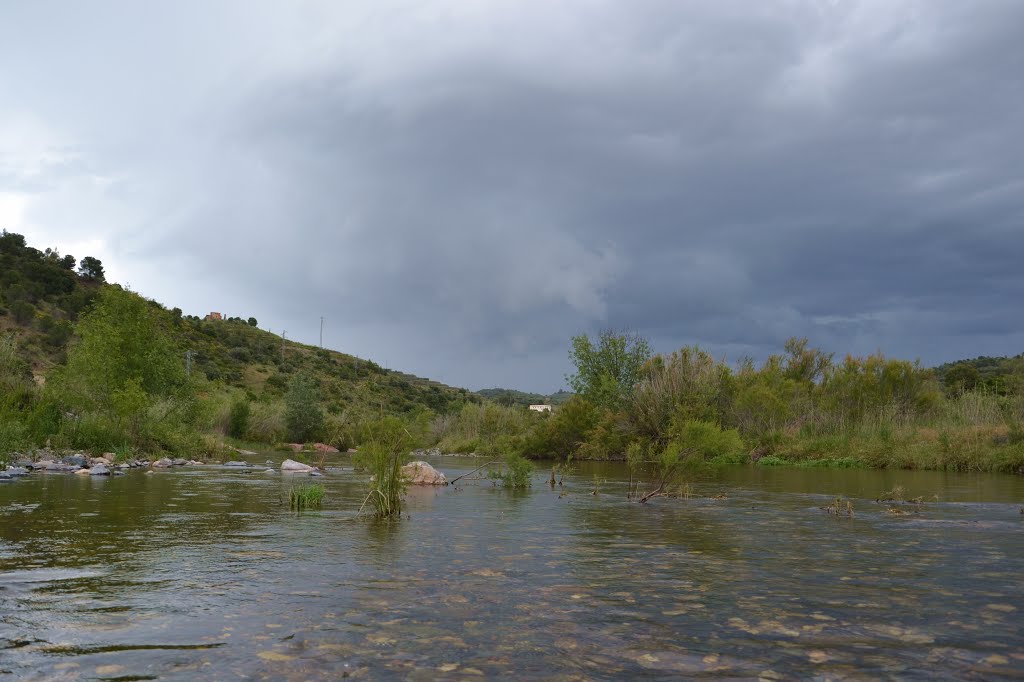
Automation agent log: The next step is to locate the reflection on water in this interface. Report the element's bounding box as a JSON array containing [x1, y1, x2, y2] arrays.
[[1, 459, 1022, 679]]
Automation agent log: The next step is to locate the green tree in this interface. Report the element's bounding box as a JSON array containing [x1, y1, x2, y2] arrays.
[[10, 300, 34, 324], [56, 286, 184, 410], [567, 329, 651, 410], [228, 398, 251, 438], [247, 317, 258, 327], [78, 256, 105, 281], [284, 373, 324, 442], [944, 363, 980, 393]]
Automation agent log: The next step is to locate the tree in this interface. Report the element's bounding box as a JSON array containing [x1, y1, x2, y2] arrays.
[[247, 317, 258, 327], [78, 256, 105, 281], [567, 329, 652, 410], [284, 373, 324, 442], [59, 254, 76, 270], [56, 286, 184, 410], [944, 364, 980, 393], [10, 300, 35, 325]]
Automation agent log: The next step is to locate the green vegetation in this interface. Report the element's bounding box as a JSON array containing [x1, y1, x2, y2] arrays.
[[2, 230, 1022, 476], [488, 453, 534, 488], [476, 387, 572, 407], [288, 483, 325, 510], [0, 231, 478, 461], [423, 332, 1024, 476], [354, 417, 412, 518], [284, 373, 325, 442]]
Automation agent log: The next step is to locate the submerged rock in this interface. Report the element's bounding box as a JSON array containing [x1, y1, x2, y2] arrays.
[[5, 467, 28, 477], [281, 459, 315, 473], [74, 468, 91, 476], [0, 472, 13, 482], [89, 465, 110, 476], [401, 461, 447, 485], [224, 461, 250, 467]]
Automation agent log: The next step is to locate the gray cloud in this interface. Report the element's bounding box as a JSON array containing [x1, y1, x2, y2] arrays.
[[2, 1, 1023, 391]]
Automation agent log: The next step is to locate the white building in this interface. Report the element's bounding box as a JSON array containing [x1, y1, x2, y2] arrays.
[[529, 404, 552, 413]]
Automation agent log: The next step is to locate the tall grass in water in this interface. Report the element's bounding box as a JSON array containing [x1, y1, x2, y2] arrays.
[[354, 417, 412, 519], [289, 483, 325, 510]]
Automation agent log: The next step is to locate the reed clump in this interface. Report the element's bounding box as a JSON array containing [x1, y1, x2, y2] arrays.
[[289, 483, 325, 510], [354, 416, 412, 519]]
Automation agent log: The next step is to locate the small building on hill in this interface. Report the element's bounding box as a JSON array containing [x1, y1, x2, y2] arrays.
[[204, 312, 223, 321], [529, 404, 552, 413]]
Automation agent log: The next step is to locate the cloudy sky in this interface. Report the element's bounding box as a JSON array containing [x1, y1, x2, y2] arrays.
[[2, 1, 1022, 392]]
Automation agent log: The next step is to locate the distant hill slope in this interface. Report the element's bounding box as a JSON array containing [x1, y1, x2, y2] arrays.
[[0, 230, 477, 415], [476, 387, 573, 407], [933, 354, 1024, 394]]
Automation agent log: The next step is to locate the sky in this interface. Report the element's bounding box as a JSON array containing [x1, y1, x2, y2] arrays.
[[1, 1, 1023, 393]]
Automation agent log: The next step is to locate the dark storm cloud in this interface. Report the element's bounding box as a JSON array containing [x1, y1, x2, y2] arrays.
[[4, 1, 1024, 390]]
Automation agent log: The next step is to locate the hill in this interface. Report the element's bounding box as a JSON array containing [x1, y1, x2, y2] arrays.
[[475, 387, 573, 407], [0, 230, 479, 458], [934, 354, 1024, 395]]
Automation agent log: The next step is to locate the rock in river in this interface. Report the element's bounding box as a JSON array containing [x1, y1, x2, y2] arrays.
[[281, 459, 315, 473], [89, 464, 111, 476], [152, 458, 172, 468], [224, 461, 250, 468], [401, 461, 447, 485], [63, 454, 87, 468]]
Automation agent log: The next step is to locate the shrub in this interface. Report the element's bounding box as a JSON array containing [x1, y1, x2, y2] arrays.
[[284, 374, 324, 442], [228, 398, 250, 439], [490, 453, 534, 488]]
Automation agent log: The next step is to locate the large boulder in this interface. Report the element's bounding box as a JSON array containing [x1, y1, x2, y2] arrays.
[[152, 458, 172, 468], [401, 461, 447, 486], [314, 443, 339, 453], [89, 464, 111, 476], [281, 459, 315, 473]]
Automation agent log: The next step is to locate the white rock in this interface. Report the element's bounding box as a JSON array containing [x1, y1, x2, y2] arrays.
[[281, 459, 315, 473], [401, 461, 447, 485]]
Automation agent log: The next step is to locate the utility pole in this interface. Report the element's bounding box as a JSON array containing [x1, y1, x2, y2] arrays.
[[320, 316, 324, 349], [281, 331, 287, 362]]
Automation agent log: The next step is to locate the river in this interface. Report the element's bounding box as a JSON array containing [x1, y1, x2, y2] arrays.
[[2, 456, 1022, 679]]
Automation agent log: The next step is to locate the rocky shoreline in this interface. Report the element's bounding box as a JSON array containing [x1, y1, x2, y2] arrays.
[[2, 448, 466, 484]]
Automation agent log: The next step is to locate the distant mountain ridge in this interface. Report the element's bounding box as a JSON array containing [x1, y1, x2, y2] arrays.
[[475, 387, 573, 407]]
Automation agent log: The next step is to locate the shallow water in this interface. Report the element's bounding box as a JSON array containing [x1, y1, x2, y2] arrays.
[[1, 457, 1023, 680]]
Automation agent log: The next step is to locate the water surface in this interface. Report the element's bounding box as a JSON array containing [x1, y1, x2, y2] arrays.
[[2, 457, 1022, 679]]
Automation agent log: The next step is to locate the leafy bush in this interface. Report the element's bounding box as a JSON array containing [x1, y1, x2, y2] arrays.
[[490, 453, 534, 488], [228, 398, 250, 439], [284, 373, 324, 442]]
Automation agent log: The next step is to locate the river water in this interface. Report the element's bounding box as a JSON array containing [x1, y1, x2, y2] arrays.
[[1, 457, 1022, 680]]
